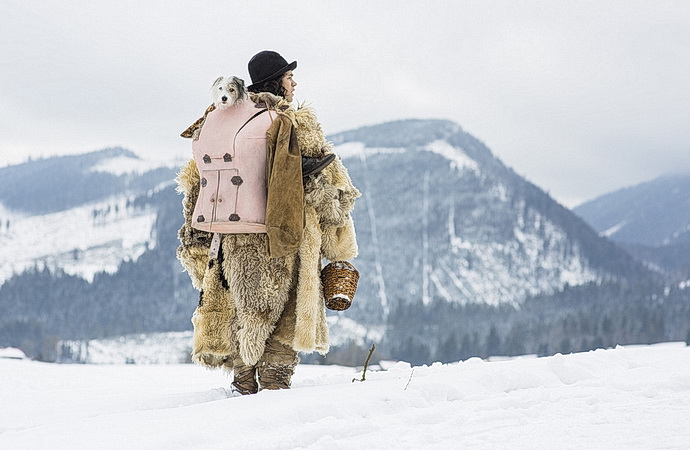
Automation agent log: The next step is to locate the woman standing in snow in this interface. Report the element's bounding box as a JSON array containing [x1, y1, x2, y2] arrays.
[[177, 50, 360, 394]]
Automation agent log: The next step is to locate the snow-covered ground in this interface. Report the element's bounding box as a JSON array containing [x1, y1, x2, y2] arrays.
[[2, 343, 689, 449], [0, 347, 27, 360]]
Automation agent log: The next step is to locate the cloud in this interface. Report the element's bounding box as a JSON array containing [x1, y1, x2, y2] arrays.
[[1, 0, 689, 206]]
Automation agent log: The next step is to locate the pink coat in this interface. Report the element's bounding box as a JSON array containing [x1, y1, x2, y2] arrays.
[[191, 100, 274, 233]]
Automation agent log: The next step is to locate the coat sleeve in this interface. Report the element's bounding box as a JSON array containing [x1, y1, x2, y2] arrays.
[[175, 158, 212, 290], [291, 104, 360, 262], [305, 154, 361, 262], [265, 115, 305, 258], [321, 214, 358, 261]]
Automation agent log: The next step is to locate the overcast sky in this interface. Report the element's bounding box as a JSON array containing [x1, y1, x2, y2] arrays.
[[2, 1, 689, 207]]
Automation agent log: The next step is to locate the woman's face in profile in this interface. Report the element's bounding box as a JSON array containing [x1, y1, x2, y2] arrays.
[[281, 71, 297, 102]]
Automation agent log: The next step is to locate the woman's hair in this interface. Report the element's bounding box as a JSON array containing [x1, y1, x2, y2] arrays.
[[248, 76, 287, 98]]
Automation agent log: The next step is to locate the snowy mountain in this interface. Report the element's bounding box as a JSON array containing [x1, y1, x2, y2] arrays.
[[574, 173, 690, 277], [0, 148, 199, 360], [0, 147, 179, 284], [332, 120, 648, 318], [0, 147, 176, 215], [574, 173, 690, 247], [2, 121, 686, 364], [2, 343, 690, 449]]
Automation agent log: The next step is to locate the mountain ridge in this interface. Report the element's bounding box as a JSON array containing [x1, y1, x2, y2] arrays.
[[574, 172, 690, 247], [330, 119, 649, 312], [574, 172, 690, 279], [1, 119, 686, 363], [0, 146, 175, 215]]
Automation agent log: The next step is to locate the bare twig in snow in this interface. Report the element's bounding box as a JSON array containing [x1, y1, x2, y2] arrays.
[[404, 368, 415, 390], [352, 344, 376, 383]]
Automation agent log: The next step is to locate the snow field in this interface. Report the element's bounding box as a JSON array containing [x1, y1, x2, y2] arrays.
[[1, 343, 689, 449]]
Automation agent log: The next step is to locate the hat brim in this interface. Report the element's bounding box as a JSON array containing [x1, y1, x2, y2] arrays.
[[248, 60, 297, 90]]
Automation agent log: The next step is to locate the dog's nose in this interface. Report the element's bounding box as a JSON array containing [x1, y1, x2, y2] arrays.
[[221, 96, 228, 102]]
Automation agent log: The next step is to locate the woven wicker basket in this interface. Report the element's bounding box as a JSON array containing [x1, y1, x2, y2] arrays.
[[321, 261, 359, 311]]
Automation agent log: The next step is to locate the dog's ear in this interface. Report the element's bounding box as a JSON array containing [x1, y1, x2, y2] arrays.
[[211, 76, 223, 88], [237, 78, 245, 90]]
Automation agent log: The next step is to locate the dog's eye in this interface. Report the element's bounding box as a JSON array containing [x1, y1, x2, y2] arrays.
[[229, 88, 235, 92]]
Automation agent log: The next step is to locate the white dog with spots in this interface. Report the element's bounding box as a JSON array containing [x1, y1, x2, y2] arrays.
[[210, 76, 247, 109]]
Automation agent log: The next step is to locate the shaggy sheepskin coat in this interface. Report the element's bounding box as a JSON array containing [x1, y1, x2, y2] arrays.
[[177, 94, 360, 370]]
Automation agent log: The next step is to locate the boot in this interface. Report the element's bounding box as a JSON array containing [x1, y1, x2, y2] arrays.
[[302, 154, 336, 179], [231, 364, 258, 395], [257, 361, 297, 390], [257, 338, 298, 391]]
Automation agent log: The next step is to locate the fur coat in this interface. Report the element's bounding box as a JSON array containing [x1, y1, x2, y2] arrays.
[[176, 94, 360, 370]]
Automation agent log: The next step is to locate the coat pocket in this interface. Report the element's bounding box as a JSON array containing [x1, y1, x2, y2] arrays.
[[215, 169, 241, 222]]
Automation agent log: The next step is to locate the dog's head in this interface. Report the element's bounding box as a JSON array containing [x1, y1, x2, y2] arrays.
[[211, 76, 247, 109]]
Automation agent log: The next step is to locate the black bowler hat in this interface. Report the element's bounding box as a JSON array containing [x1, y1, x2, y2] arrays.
[[247, 50, 297, 89]]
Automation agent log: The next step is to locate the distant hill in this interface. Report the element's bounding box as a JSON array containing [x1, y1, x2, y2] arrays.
[[0, 147, 175, 215], [574, 173, 690, 278]]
